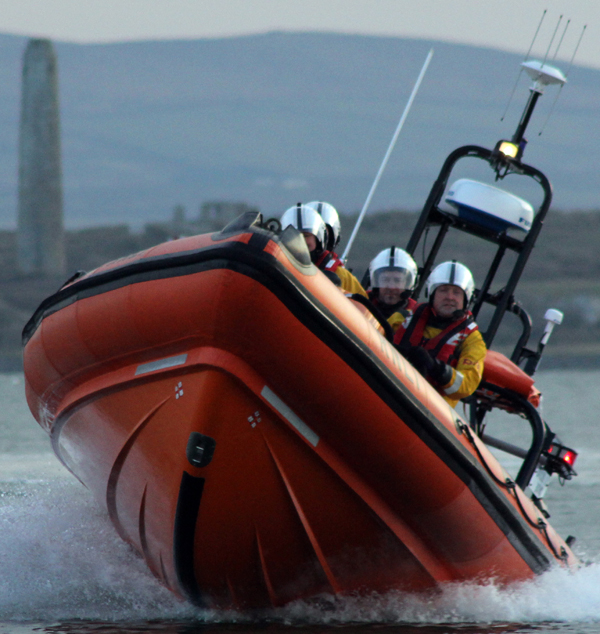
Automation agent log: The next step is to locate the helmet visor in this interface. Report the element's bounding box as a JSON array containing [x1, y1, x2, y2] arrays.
[[372, 267, 414, 290]]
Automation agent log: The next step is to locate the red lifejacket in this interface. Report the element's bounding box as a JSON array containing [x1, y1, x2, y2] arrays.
[[405, 297, 418, 313], [394, 303, 479, 366], [314, 250, 342, 273]]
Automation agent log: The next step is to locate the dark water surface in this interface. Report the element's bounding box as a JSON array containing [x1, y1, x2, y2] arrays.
[[1, 372, 600, 634]]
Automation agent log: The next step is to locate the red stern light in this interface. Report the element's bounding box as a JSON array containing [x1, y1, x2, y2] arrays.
[[544, 439, 578, 479], [562, 449, 577, 466]]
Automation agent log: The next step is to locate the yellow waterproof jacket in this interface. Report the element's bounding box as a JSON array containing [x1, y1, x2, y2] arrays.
[[316, 250, 368, 298], [394, 310, 487, 408], [387, 311, 405, 333], [429, 325, 486, 408], [336, 266, 368, 298]]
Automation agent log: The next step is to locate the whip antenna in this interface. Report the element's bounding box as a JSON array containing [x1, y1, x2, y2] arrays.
[[552, 18, 570, 60], [541, 14, 563, 68], [538, 23, 587, 136], [342, 48, 434, 263], [565, 23, 587, 76], [501, 10, 547, 122]]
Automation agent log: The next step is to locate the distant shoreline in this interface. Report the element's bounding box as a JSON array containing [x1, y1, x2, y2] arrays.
[[3, 210, 599, 374]]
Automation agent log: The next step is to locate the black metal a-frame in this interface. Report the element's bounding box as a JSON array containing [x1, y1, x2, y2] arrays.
[[400, 58, 579, 496], [402, 142, 559, 490], [405, 143, 552, 374]]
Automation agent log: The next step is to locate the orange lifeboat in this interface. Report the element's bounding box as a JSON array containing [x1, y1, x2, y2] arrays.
[[23, 213, 578, 609]]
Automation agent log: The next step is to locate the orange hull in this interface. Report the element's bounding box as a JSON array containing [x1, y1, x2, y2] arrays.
[[23, 217, 576, 608]]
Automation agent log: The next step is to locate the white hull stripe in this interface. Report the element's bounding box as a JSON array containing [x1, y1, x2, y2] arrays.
[[261, 386, 320, 447], [135, 354, 188, 376]]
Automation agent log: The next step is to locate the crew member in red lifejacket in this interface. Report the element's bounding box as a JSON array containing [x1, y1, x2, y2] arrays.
[[393, 260, 486, 408], [304, 201, 341, 256], [366, 246, 418, 332], [280, 203, 367, 297]]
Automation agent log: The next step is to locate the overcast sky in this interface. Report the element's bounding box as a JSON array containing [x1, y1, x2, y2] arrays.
[[0, 0, 597, 69]]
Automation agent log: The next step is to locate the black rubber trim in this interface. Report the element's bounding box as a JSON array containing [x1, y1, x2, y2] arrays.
[[22, 225, 314, 345], [174, 471, 206, 606], [29, 226, 553, 574], [22, 235, 268, 344], [247, 230, 272, 251]]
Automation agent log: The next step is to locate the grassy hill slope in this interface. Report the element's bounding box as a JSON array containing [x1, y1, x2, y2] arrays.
[[0, 32, 598, 229]]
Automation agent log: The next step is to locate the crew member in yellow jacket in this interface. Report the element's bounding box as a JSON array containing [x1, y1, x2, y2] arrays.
[[366, 246, 419, 332], [280, 203, 367, 297], [393, 260, 486, 408]]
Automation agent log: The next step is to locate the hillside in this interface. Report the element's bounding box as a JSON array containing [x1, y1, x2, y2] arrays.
[[1, 31, 597, 368], [0, 32, 598, 230]]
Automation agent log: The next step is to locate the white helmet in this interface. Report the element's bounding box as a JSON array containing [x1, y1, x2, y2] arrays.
[[305, 201, 341, 251], [281, 203, 327, 251], [368, 247, 417, 291], [426, 261, 475, 304]]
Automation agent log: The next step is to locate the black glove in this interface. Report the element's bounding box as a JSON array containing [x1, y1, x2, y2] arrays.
[[322, 270, 342, 286], [429, 355, 453, 385], [403, 346, 434, 377], [403, 346, 453, 385]]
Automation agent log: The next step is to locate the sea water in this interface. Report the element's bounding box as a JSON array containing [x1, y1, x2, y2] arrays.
[[1, 371, 600, 634]]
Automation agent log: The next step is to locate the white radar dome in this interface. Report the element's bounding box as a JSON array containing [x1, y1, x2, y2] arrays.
[[445, 179, 534, 233]]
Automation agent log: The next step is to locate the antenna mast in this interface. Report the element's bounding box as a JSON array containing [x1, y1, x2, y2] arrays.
[[342, 49, 434, 263], [495, 13, 586, 167]]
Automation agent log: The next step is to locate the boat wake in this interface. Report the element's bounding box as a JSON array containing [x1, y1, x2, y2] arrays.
[[1, 475, 599, 626], [274, 566, 600, 625], [0, 476, 196, 622]]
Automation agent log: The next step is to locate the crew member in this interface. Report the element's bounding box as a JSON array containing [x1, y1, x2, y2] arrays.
[[304, 200, 368, 296], [281, 204, 367, 297], [393, 260, 486, 407], [367, 246, 418, 331], [305, 201, 342, 254]]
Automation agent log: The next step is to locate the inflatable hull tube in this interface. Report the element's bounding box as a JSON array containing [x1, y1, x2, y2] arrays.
[[22, 223, 576, 608]]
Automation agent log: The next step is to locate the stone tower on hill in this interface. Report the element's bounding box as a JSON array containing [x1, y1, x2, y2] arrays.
[[17, 38, 66, 277]]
